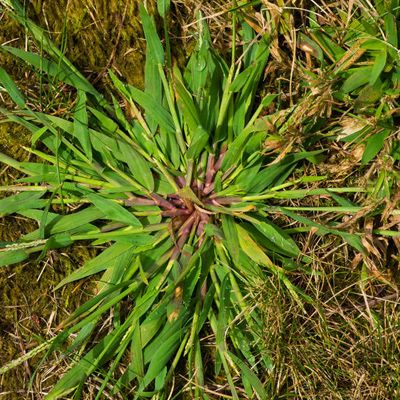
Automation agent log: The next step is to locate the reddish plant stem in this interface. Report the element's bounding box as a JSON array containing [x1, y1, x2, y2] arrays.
[[151, 193, 176, 210], [171, 213, 196, 260], [124, 196, 156, 206], [196, 212, 210, 249], [189, 212, 201, 244], [175, 176, 186, 188], [197, 179, 204, 193], [162, 209, 191, 217], [204, 154, 215, 194], [214, 145, 227, 171], [200, 279, 207, 300], [178, 212, 197, 237], [190, 181, 200, 197], [182, 198, 195, 214], [205, 196, 240, 205], [167, 194, 185, 208], [196, 212, 209, 237], [202, 182, 215, 195], [171, 215, 186, 230], [203, 146, 227, 195], [169, 198, 186, 208]]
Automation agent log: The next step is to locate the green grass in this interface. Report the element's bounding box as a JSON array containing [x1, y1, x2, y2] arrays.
[[0, 0, 399, 399]]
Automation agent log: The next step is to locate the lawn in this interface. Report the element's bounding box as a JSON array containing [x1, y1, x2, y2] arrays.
[[0, 1, 399, 399]]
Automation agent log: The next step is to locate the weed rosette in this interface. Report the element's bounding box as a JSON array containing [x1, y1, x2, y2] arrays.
[[1, 0, 399, 399]]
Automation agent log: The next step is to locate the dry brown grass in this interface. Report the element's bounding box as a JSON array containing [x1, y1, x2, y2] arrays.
[[251, 234, 400, 399]]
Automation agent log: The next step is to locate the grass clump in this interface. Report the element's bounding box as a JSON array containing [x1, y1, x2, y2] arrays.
[[0, 0, 399, 399]]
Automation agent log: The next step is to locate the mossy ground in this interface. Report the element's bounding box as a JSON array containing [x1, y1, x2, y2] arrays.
[[0, 123, 96, 396], [0, 0, 149, 396], [26, 0, 150, 88]]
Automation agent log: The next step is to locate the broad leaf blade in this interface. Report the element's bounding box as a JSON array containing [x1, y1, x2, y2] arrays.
[[87, 193, 142, 227], [250, 217, 300, 257], [73, 90, 92, 161], [0, 248, 29, 267], [139, 4, 164, 65], [55, 241, 136, 289], [0, 66, 26, 108]]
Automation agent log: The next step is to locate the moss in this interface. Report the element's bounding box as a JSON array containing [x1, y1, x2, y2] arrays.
[[0, 246, 95, 396], [26, 0, 158, 89], [0, 123, 95, 396], [0, 13, 26, 75], [0, 123, 30, 158]]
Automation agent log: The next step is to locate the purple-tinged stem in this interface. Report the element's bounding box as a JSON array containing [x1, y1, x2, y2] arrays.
[[168, 198, 185, 208], [203, 182, 214, 195], [204, 154, 215, 189], [124, 196, 156, 206], [151, 193, 176, 210], [189, 213, 201, 243], [178, 212, 197, 236], [191, 181, 201, 197], [162, 209, 191, 217], [214, 145, 227, 171], [167, 194, 185, 208], [197, 231, 206, 249], [197, 179, 204, 193], [171, 214, 196, 260], [202, 182, 215, 195], [203, 146, 227, 194], [200, 279, 207, 300], [196, 212, 209, 237], [205, 196, 240, 205], [176, 176, 186, 188]]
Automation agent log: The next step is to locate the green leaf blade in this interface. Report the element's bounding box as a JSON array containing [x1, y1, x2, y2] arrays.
[[139, 4, 164, 65], [87, 193, 142, 227], [0, 66, 26, 108]]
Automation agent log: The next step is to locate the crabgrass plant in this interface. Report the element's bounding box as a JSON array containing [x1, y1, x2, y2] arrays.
[[0, 0, 371, 398]]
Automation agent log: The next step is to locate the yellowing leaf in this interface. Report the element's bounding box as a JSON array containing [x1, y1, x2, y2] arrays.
[[237, 224, 275, 268]]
